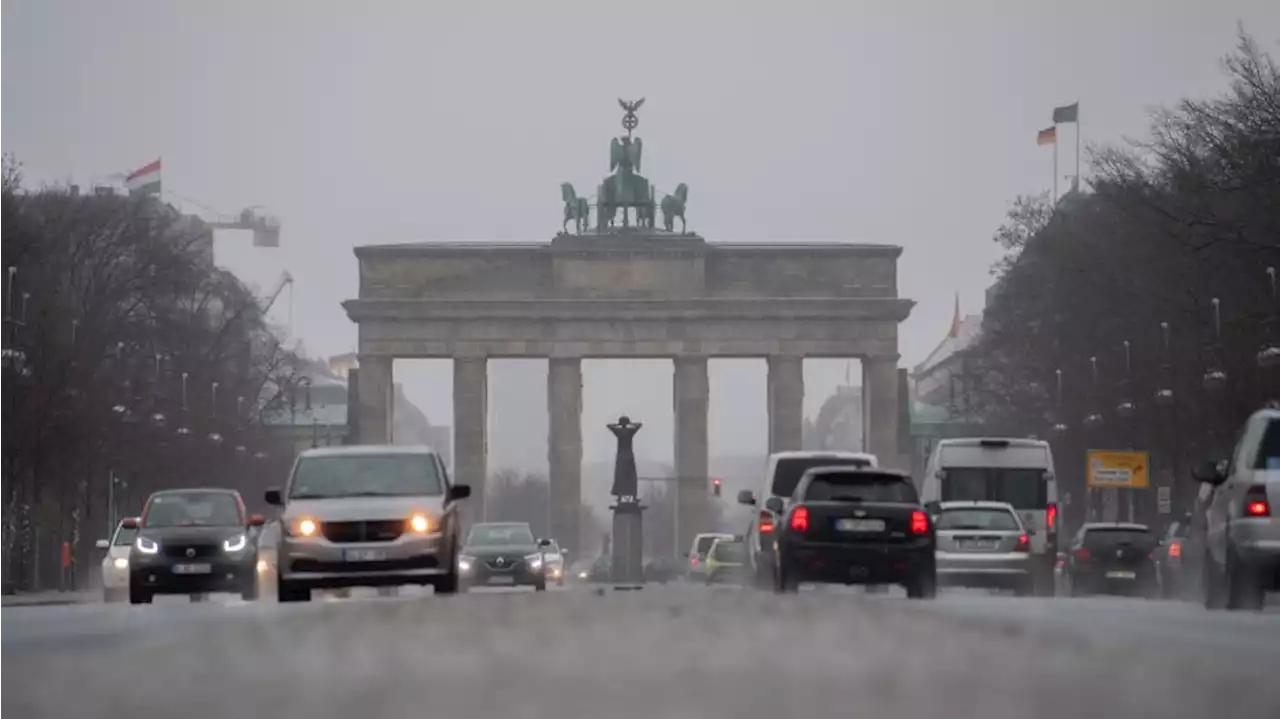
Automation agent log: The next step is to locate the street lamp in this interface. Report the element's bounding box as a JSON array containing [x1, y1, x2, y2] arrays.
[[1155, 321, 1175, 406], [1259, 267, 1279, 370], [1203, 298, 1228, 392]]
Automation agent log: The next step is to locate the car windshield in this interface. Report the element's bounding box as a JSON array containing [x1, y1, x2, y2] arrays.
[[802, 471, 919, 504], [941, 468, 1047, 509], [467, 524, 535, 546], [712, 542, 745, 562], [771, 456, 874, 498], [142, 492, 243, 528], [112, 526, 138, 546], [288, 454, 443, 499], [1084, 527, 1156, 550], [937, 508, 1020, 531]]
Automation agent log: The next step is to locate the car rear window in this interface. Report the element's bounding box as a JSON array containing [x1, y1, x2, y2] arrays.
[[802, 471, 919, 504], [771, 456, 874, 498], [1084, 527, 1155, 550], [941, 468, 1047, 509], [936, 508, 1020, 531], [1256, 418, 1280, 470], [694, 536, 723, 556]]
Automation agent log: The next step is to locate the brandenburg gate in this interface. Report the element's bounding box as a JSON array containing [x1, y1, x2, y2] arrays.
[[342, 100, 914, 556]]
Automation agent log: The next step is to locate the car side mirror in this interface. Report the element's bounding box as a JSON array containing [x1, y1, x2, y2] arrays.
[[95, 539, 110, 550], [538, 538, 552, 548], [264, 488, 283, 506], [120, 517, 138, 529], [764, 497, 785, 514], [248, 514, 266, 527], [737, 490, 756, 506], [1191, 460, 1226, 485], [924, 501, 942, 515], [447, 484, 472, 502]]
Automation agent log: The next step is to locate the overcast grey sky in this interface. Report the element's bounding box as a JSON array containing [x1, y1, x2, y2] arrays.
[[5, 0, 1277, 469]]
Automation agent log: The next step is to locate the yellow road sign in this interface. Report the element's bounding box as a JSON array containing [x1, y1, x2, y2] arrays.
[[1086, 450, 1150, 489]]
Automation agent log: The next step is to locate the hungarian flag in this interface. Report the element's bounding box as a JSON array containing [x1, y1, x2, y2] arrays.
[[1036, 127, 1057, 146], [1053, 102, 1079, 124], [124, 158, 161, 196]]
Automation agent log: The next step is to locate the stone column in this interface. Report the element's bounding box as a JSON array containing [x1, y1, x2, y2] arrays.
[[355, 356, 393, 444], [453, 357, 488, 524], [767, 355, 804, 454], [862, 355, 900, 466], [673, 355, 709, 553], [547, 357, 583, 557]]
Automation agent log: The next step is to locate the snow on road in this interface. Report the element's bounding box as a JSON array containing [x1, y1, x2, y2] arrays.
[[4, 585, 1278, 719]]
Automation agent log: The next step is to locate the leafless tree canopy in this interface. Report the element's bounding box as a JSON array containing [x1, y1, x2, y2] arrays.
[[2, 163, 302, 592], [965, 32, 1280, 524]]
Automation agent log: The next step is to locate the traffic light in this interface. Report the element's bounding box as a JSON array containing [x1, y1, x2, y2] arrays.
[[712, 477, 722, 497]]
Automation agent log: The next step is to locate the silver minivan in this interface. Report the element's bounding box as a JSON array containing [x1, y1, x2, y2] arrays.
[[266, 445, 470, 602]]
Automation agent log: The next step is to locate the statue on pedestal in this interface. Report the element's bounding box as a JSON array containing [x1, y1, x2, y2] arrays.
[[607, 415, 645, 584]]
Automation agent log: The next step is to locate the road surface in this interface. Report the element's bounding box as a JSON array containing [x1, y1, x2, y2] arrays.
[[4, 585, 1278, 718]]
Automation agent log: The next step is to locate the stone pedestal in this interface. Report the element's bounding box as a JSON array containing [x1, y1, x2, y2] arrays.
[[453, 357, 488, 524], [547, 357, 583, 557], [673, 356, 709, 552], [610, 499, 645, 584], [767, 355, 804, 454], [355, 356, 393, 444]]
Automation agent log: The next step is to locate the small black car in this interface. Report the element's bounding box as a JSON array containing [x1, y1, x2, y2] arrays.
[[770, 467, 937, 599], [458, 522, 551, 591], [127, 488, 265, 604], [1064, 522, 1159, 597]]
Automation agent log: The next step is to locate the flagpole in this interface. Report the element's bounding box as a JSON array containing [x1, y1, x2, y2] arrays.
[[1075, 102, 1081, 191], [1053, 134, 1059, 203]]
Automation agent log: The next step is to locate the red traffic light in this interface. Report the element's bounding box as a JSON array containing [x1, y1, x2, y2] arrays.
[[712, 478, 722, 486], [712, 477, 722, 497]]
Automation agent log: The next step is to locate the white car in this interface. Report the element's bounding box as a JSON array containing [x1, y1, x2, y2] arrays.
[[96, 518, 138, 603], [542, 539, 567, 586]]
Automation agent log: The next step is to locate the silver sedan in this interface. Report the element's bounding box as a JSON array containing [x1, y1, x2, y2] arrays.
[[934, 500, 1035, 595]]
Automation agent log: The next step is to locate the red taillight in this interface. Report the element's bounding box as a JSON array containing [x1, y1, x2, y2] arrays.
[[1015, 533, 1030, 552], [1244, 488, 1271, 517], [910, 510, 929, 535], [1168, 540, 1182, 558], [1074, 548, 1091, 562], [690, 556, 698, 567], [790, 506, 810, 532], [759, 511, 774, 533], [1046, 503, 1058, 532]]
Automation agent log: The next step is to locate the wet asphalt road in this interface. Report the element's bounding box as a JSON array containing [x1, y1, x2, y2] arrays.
[[4, 584, 1279, 719]]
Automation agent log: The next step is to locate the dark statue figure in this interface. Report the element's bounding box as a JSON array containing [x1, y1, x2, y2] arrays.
[[608, 415, 642, 497], [607, 415, 645, 584]]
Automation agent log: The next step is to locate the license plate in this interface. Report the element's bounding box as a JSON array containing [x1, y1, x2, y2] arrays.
[[836, 518, 885, 532], [1105, 570, 1137, 580], [958, 540, 998, 550], [172, 563, 211, 575], [344, 549, 386, 562], [488, 576, 515, 585]]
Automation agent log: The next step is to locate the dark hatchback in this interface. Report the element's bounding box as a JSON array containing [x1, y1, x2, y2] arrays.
[[127, 488, 265, 604], [771, 467, 937, 599], [458, 522, 551, 591], [1064, 523, 1159, 597]]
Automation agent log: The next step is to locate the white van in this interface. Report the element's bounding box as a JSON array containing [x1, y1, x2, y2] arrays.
[[737, 450, 879, 586], [923, 438, 1058, 592]]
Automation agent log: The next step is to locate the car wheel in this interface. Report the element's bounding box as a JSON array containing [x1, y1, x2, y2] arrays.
[[436, 558, 460, 596], [774, 556, 798, 594], [189, 593, 207, 603], [1225, 543, 1264, 611], [1014, 578, 1033, 597], [376, 586, 399, 598], [906, 570, 937, 600], [534, 579, 547, 592], [1202, 547, 1226, 610], [103, 588, 117, 603], [277, 578, 311, 603], [128, 586, 152, 605], [241, 579, 259, 602]]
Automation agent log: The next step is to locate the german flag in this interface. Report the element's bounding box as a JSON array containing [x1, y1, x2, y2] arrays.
[[1036, 126, 1057, 146]]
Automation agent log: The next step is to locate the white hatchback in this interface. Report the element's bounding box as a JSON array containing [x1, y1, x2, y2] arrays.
[[96, 518, 138, 603]]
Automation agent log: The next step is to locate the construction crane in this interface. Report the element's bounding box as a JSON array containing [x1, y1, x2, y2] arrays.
[[204, 206, 282, 247], [263, 271, 294, 315]]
